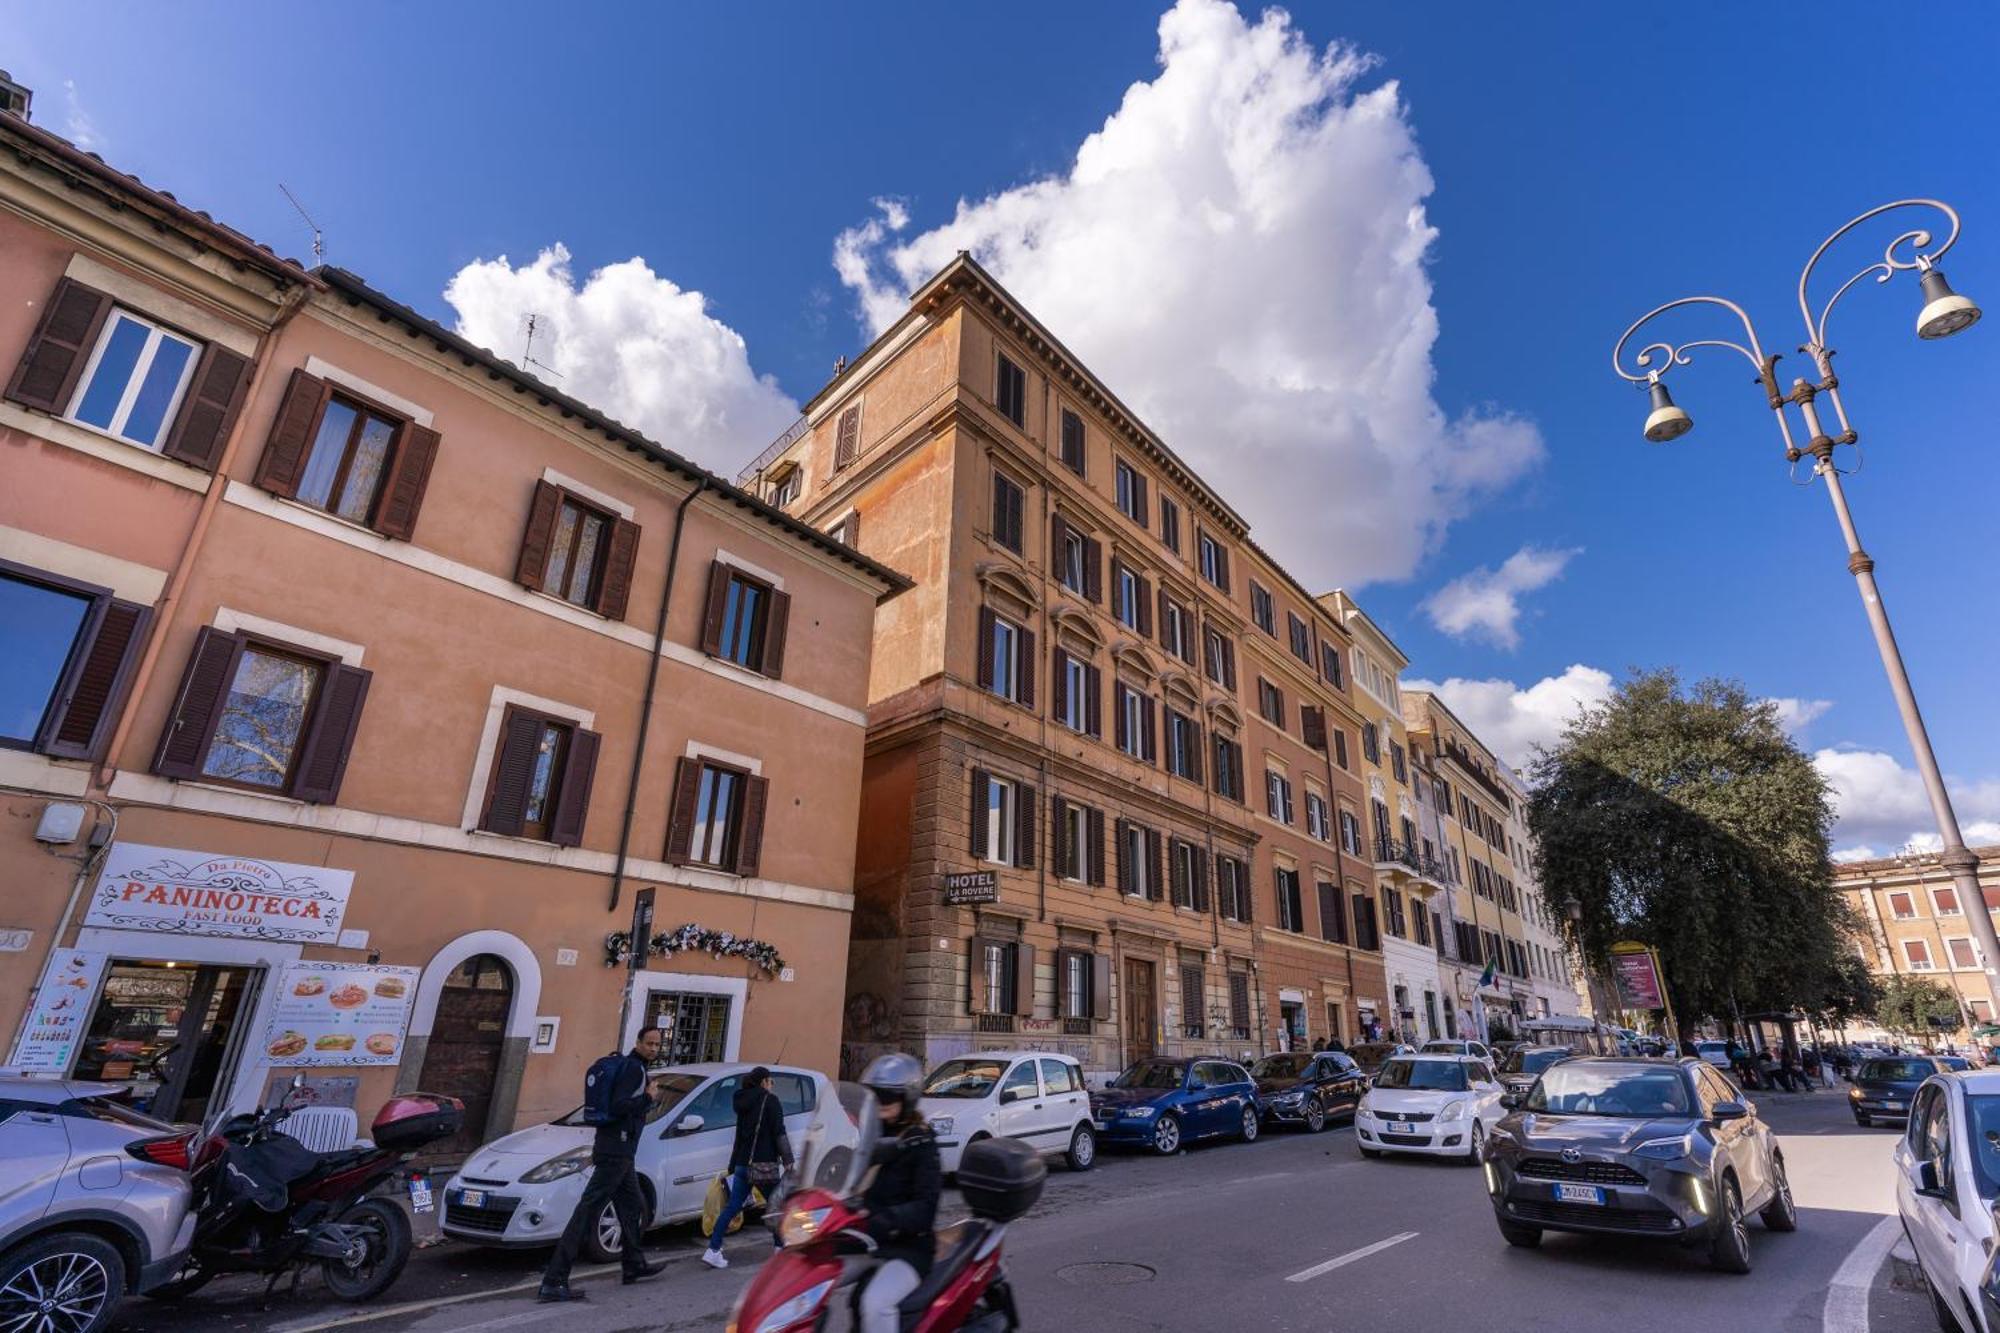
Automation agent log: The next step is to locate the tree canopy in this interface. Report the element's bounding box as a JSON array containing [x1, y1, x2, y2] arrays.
[[1527, 669, 1854, 1025], [1874, 976, 1965, 1039]]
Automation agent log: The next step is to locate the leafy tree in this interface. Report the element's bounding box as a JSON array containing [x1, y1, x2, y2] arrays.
[[1875, 976, 1965, 1039], [1528, 669, 1855, 1026], [1810, 951, 1884, 1030]]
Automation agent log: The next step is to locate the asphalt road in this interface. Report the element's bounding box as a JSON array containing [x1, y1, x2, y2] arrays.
[[113, 1086, 1928, 1333]]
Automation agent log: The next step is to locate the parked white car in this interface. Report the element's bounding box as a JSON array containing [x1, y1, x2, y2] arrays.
[[1694, 1040, 1733, 1068], [440, 1062, 824, 1261], [1420, 1039, 1493, 1063], [1898, 1069, 2000, 1332], [918, 1050, 1096, 1175], [1355, 1054, 1507, 1162]]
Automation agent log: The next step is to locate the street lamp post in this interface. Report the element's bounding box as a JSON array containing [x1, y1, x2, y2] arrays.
[[1611, 199, 1995, 1017]]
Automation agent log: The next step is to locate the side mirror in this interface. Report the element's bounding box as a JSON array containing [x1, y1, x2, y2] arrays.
[[1918, 1158, 1950, 1200], [1711, 1101, 1749, 1123], [1000, 1086, 1029, 1105], [1500, 1090, 1524, 1111], [672, 1114, 706, 1136]]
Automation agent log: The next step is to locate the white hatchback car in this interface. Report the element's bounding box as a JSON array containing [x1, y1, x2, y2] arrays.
[[918, 1051, 1096, 1175], [1421, 1039, 1493, 1063], [1354, 1054, 1507, 1162], [1898, 1069, 2000, 1333], [440, 1062, 825, 1261]]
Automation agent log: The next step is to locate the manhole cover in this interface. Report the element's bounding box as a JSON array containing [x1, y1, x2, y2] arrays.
[[1057, 1262, 1157, 1286]]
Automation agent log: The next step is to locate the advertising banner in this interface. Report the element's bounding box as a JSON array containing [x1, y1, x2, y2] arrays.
[[262, 961, 420, 1067], [1610, 942, 1666, 1010], [86, 843, 354, 945], [12, 950, 109, 1073]]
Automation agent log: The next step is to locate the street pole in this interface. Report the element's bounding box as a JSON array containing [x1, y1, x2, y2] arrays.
[[1612, 197, 1995, 1018]]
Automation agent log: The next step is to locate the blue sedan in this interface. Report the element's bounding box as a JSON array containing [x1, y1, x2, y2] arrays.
[[1089, 1057, 1261, 1155], [1850, 1055, 1951, 1126]]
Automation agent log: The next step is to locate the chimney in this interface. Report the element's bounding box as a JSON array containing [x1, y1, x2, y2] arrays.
[[0, 70, 30, 121]]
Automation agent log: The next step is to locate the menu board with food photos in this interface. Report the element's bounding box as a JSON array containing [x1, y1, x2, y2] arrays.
[[263, 961, 420, 1067]]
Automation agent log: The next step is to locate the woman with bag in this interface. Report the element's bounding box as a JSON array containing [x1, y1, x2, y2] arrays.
[[701, 1067, 793, 1269]]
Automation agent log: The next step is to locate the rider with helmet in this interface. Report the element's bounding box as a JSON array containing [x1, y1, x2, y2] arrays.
[[856, 1052, 943, 1333]]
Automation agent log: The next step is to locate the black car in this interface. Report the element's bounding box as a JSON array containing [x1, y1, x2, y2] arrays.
[[1848, 1056, 1949, 1127], [1249, 1051, 1366, 1132], [1484, 1057, 1794, 1273], [1497, 1045, 1574, 1096]]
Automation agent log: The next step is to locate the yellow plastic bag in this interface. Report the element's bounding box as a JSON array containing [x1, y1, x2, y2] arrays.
[[701, 1174, 766, 1235]]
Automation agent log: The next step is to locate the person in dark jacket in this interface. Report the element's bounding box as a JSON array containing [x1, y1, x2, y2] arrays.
[[537, 1028, 666, 1302], [855, 1052, 941, 1333], [701, 1067, 794, 1267]]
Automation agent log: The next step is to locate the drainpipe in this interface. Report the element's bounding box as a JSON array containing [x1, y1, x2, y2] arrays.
[[92, 281, 316, 792], [608, 476, 710, 916]]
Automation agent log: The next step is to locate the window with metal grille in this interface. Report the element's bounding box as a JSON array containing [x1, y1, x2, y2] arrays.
[[647, 990, 732, 1064]]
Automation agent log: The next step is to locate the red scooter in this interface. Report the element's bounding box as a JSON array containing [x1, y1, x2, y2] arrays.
[[728, 1084, 1045, 1333], [128, 1073, 463, 1303]]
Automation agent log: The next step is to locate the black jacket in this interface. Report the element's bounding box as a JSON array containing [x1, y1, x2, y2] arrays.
[[728, 1084, 790, 1171], [592, 1052, 654, 1159], [863, 1120, 942, 1275]]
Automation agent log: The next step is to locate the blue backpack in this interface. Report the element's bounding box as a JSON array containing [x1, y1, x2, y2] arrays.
[[582, 1052, 635, 1125]]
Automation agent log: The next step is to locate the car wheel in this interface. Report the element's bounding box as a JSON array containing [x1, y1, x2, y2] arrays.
[[0, 1231, 124, 1333], [1304, 1098, 1327, 1133], [1240, 1106, 1259, 1142], [1066, 1123, 1097, 1172], [1854, 1112, 1871, 1127], [582, 1193, 653, 1266], [1498, 1220, 1542, 1249], [1707, 1177, 1752, 1274], [1151, 1113, 1182, 1156], [1759, 1155, 1797, 1232], [1464, 1121, 1486, 1165]]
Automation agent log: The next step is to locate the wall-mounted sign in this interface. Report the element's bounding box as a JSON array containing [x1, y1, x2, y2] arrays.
[[11, 951, 108, 1073], [943, 871, 998, 905], [87, 844, 354, 945], [0, 928, 31, 952], [263, 961, 419, 1067], [1609, 941, 1666, 1011]]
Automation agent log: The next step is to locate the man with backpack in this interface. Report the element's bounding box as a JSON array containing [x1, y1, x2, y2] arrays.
[[537, 1027, 668, 1303]]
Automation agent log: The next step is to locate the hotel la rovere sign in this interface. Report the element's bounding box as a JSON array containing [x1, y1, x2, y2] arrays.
[[86, 843, 354, 946]]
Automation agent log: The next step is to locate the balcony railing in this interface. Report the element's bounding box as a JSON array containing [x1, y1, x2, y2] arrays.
[[735, 413, 812, 487], [1375, 837, 1447, 885]]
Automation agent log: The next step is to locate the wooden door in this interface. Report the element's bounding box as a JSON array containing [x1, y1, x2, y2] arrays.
[[417, 954, 514, 1157], [1124, 958, 1156, 1061]]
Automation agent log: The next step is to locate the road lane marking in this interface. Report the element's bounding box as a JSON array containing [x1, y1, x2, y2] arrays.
[[1822, 1214, 1901, 1333], [1285, 1230, 1419, 1282]]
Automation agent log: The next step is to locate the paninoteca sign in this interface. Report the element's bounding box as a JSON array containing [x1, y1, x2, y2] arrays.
[[86, 843, 353, 945]]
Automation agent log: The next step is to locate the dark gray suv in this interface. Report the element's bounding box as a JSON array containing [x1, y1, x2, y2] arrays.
[[1483, 1057, 1795, 1273]]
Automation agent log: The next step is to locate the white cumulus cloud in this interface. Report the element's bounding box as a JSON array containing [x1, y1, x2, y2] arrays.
[[1812, 747, 2000, 860], [1767, 697, 1832, 735], [831, 0, 1543, 588], [1403, 665, 1615, 769], [1422, 546, 1580, 650], [442, 243, 798, 470]]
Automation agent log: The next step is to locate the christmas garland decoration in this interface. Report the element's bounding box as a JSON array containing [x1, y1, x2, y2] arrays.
[[604, 923, 786, 976]]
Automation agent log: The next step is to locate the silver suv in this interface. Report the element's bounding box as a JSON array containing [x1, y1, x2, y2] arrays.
[[0, 1077, 194, 1333]]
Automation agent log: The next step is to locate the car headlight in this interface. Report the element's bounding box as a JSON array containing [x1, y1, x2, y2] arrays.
[[1849, 1086, 1863, 1100], [1127, 1106, 1157, 1118], [778, 1205, 835, 1249], [1273, 1090, 1304, 1105], [930, 1115, 955, 1136], [1438, 1100, 1467, 1122], [753, 1277, 835, 1333], [1634, 1135, 1692, 1161], [521, 1146, 592, 1183]]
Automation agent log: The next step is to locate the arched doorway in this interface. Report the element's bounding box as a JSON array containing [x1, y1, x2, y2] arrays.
[[417, 954, 513, 1158]]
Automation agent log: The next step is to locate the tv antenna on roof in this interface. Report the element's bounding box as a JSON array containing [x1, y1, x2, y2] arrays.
[[521, 314, 563, 380], [278, 184, 324, 265]]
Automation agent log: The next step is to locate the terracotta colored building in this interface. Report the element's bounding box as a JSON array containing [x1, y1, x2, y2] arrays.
[[1836, 844, 2000, 1040], [0, 104, 904, 1147], [739, 256, 1385, 1077]]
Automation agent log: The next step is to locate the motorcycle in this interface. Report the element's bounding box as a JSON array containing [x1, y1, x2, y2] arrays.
[[126, 1072, 464, 1302], [729, 1082, 1045, 1333]]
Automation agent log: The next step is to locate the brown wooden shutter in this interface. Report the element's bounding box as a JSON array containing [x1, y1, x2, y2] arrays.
[[1157, 587, 1172, 647], [1017, 627, 1036, 707], [1170, 839, 1188, 904], [1049, 512, 1069, 576], [1189, 720, 1205, 783], [1013, 944, 1035, 1017], [834, 405, 860, 469], [1115, 819, 1133, 893], [595, 517, 641, 620], [1091, 954, 1111, 1021], [976, 607, 996, 691], [1135, 474, 1150, 528], [1049, 794, 1066, 869], [367, 422, 441, 540], [1135, 575, 1152, 636], [1147, 828, 1165, 901], [1113, 683, 1128, 751], [695, 560, 734, 654], [150, 627, 243, 780], [547, 725, 601, 848], [1193, 855, 1210, 913], [44, 598, 151, 760], [1082, 537, 1102, 603], [1318, 881, 1344, 943], [1142, 697, 1158, 763], [1334, 729, 1349, 769], [1217, 545, 1231, 591], [1222, 639, 1237, 690], [735, 774, 770, 876], [759, 587, 790, 677], [162, 342, 251, 471], [289, 662, 371, 804], [1230, 973, 1251, 1031], [5, 278, 111, 413], [1301, 705, 1326, 751], [1014, 781, 1036, 869], [1051, 648, 1068, 721], [969, 767, 990, 860], [1239, 860, 1253, 922], [512, 481, 564, 591], [664, 757, 704, 862], [968, 938, 989, 1013], [1087, 806, 1106, 885], [253, 369, 332, 499], [1084, 665, 1102, 737]]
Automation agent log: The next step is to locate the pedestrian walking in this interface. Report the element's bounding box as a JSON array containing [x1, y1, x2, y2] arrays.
[[702, 1067, 795, 1269], [537, 1027, 667, 1303]]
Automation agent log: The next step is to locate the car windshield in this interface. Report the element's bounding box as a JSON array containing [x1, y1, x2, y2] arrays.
[[1251, 1054, 1315, 1079], [1374, 1059, 1467, 1092], [1526, 1064, 1691, 1117], [1861, 1059, 1935, 1082], [1111, 1061, 1186, 1091], [1348, 1044, 1400, 1067], [1967, 1095, 2000, 1200], [554, 1071, 704, 1127], [922, 1059, 1010, 1099], [1501, 1048, 1565, 1076]]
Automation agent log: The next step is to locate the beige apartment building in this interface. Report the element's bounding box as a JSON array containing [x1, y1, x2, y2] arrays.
[[0, 102, 903, 1149], [1836, 844, 2000, 1036], [740, 255, 1387, 1076]]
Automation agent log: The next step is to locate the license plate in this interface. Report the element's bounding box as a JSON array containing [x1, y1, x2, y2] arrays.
[[1883, 1101, 1904, 1110], [456, 1189, 485, 1209], [1388, 1122, 1416, 1135], [1556, 1184, 1604, 1205], [409, 1177, 435, 1214]]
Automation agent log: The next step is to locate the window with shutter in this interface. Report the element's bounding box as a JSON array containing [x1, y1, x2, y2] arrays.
[[991, 469, 1024, 554], [1228, 973, 1251, 1038], [1317, 881, 1346, 944], [667, 757, 759, 872], [1180, 963, 1205, 1037], [1250, 583, 1275, 635], [1059, 409, 1086, 474], [40, 296, 229, 459], [1, 561, 154, 760], [478, 705, 602, 847], [161, 342, 252, 472], [7, 278, 112, 415], [833, 404, 861, 470], [996, 355, 1027, 428], [1159, 497, 1181, 553], [698, 561, 790, 679]]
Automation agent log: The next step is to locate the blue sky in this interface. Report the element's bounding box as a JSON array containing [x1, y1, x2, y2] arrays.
[[11, 2, 1999, 853]]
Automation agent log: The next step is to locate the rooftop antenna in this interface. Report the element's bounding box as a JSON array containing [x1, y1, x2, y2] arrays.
[[521, 314, 564, 380], [278, 184, 324, 265]]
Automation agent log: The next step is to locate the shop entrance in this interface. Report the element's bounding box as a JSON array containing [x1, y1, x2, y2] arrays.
[[73, 961, 260, 1123], [1279, 1000, 1306, 1051], [1123, 959, 1156, 1061], [417, 954, 514, 1157]]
